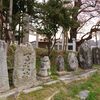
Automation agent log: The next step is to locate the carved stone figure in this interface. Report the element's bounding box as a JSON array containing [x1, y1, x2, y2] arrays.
[[56, 55, 64, 71], [68, 52, 78, 71], [38, 56, 51, 77]]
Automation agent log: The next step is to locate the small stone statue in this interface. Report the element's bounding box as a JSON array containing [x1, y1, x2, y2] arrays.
[[56, 55, 64, 71], [68, 52, 78, 71], [38, 56, 51, 77]]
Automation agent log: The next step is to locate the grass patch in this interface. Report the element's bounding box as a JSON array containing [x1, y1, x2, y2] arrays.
[[93, 64, 100, 69], [53, 90, 68, 100], [65, 72, 100, 100], [8, 82, 66, 100], [8, 71, 100, 100], [53, 71, 100, 100]]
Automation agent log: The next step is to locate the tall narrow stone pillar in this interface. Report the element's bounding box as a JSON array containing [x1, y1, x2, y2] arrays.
[[72, 38, 76, 52], [0, 40, 10, 92]]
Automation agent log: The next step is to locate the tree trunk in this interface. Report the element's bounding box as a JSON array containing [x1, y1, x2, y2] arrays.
[[63, 30, 68, 51], [0, 0, 3, 39], [69, 0, 82, 49], [0, 0, 2, 11], [47, 37, 51, 56]]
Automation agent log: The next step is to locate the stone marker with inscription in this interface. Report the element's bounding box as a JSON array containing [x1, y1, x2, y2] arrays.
[[13, 43, 36, 89], [0, 40, 10, 93]]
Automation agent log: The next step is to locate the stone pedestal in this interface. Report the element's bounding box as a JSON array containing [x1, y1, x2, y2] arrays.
[[13, 43, 36, 89], [56, 71, 67, 76], [0, 40, 10, 93], [37, 76, 50, 83]]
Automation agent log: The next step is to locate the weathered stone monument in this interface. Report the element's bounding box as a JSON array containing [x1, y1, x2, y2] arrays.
[[38, 56, 51, 77], [78, 42, 92, 69], [0, 40, 10, 92], [56, 55, 66, 75], [92, 47, 100, 64], [56, 55, 64, 71], [68, 52, 78, 71], [13, 43, 36, 89]]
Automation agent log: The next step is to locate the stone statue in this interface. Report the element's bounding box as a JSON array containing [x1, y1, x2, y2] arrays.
[[56, 55, 64, 71], [38, 56, 51, 77], [68, 52, 78, 71]]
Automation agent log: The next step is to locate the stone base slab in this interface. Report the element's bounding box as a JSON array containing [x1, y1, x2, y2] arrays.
[[59, 69, 97, 84], [37, 76, 51, 83], [57, 71, 69, 76], [23, 86, 43, 94]]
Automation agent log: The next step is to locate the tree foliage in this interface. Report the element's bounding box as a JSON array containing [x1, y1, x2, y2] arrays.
[[1, 0, 100, 51], [32, 0, 79, 55]]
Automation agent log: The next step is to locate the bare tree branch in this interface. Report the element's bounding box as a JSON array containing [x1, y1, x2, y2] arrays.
[[78, 0, 97, 15], [77, 15, 97, 31], [77, 20, 100, 47]]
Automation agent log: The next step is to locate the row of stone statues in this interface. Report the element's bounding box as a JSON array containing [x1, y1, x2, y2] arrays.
[[13, 41, 93, 90], [0, 40, 95, 93]]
